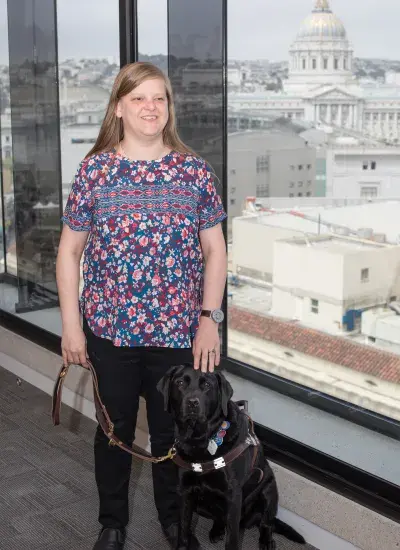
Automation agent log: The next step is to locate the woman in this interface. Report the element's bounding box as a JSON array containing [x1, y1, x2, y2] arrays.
[[56, 62, 227, 550]]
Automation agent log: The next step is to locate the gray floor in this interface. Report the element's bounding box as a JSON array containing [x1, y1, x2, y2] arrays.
[[0, 365, 317, 550]]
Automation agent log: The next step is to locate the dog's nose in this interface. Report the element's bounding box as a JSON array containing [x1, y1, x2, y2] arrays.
[[187, 397, 200, 409]]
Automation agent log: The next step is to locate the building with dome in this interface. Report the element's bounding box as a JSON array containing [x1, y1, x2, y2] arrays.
[[229, 0, 400, 142]]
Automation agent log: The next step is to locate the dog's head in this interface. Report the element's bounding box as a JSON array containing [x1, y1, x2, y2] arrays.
[[157, 364, 234, 422]]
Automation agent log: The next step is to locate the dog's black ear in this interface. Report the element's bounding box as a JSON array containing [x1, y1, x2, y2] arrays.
[[215, 371, 233, 417], [157, 365, 182, 413]]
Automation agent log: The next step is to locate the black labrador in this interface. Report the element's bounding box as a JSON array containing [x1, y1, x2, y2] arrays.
[[157, 364, 306, 550]]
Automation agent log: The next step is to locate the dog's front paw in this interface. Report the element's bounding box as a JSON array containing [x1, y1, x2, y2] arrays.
[[177, 533, 200, 550], [209, 521, 225, 544], [189, 534, 201, 549], [259, 540, 276, 550]]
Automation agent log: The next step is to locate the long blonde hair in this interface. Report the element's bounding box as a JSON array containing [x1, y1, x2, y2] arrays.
[[86, 62, 195, 158]]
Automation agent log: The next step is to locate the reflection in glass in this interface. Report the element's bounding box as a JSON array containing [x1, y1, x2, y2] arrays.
[[168, 0, 224, 195], [0, 0, 16, 278], [138, 0, 168, 70], [57, 0, 120, 206], [227, 0, 400, 427], [5, 0, 61, 314]]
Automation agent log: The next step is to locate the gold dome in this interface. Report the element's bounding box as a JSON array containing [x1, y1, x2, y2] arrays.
[[297, 0, 347, 40]]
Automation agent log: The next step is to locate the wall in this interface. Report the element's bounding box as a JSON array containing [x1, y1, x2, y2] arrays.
[[271, 287, 344, 333], [342, 245, 400, 306], [232, 218, 306, 279], [272, 239, 345, 302], [326, 149, 400, 199]]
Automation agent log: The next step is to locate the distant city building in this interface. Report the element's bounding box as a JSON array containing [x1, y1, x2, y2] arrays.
[[362, 307, 400, 354], [229, 0, 400, 143], [232, 200, 400, 282], [227, 129, 317, 233], [271, 234, 400, 334], [326, 140, 400, 199]]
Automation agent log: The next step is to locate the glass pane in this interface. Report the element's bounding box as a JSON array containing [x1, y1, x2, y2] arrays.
[[168, 0, 224, 193], [57, 0, 120, 206], [0, 0, 119, 335], [1, 0, 61, 321], [138, 0, 168, 69], [0, 0, 15, 278], [227, 0, 400, 437]]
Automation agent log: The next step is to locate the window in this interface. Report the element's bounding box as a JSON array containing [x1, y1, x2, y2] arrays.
[[361, 268, 369, 282], [344, 58, 347, 70], [361, 186, 378, 199], [298, 181, 303, 187], [0, 0, 120, 328], [362, 161, 368, 170], [256, 155, 269, 173], [371, 161, 377, 170], [1, 0, 399, 514], [289, 181, 295, 188]]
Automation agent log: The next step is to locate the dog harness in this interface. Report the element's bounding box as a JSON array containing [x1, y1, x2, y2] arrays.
[[173, 405, 262, 479]]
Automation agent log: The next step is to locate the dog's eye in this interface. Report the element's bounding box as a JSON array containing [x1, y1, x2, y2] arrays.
[[203, 381, 211, 390], [176, 379, 184, 388]]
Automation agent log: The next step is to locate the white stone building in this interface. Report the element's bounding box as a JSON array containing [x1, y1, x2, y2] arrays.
[[232, 201, 400, 282], [362, 307, 400, 354], [228, 0, 400, 142], [326, 139, 400, 199], [270, 235, 400, 334]]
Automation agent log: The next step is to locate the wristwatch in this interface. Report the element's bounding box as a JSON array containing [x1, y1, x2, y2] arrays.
[[200, 308, 225, 323]]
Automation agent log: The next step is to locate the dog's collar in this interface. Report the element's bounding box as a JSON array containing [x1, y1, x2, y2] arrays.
[[207, 420, 230, 455]]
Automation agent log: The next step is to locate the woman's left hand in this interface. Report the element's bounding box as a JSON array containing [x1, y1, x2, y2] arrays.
[[193, 317, 221, 373]]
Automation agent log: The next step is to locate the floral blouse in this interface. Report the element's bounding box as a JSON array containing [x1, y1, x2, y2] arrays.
[[62, 150, 226, 348]]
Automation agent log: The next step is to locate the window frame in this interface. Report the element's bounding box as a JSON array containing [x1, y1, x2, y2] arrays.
[[1, 0, 400, 526]]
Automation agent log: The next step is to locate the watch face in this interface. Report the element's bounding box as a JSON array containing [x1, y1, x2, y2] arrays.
[[211, 309, 224, 323]]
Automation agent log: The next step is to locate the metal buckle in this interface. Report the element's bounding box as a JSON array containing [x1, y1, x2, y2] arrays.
[[192, 463, 203, 473], [213, 457, 226, 469]]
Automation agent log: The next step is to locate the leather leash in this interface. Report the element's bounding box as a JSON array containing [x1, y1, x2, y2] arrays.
[[52, 361, 176, 463], [52, 363, 260, 471]]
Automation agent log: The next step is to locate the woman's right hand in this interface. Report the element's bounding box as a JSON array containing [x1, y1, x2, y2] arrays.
[[61, 325, 89, 368]]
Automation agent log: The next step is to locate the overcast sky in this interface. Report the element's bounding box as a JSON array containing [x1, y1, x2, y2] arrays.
[[0, 0, 399, 64]]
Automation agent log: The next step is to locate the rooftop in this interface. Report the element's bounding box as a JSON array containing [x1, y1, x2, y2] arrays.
[[290, 235, 384, 254], [228, 307, 400, 385], [240, 200, 400, 244]]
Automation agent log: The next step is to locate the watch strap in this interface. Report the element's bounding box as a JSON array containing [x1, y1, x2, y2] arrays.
[[200, 310, 212, 317]]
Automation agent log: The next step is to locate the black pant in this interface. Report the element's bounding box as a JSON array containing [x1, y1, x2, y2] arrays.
[[83, 319, 193, 530]]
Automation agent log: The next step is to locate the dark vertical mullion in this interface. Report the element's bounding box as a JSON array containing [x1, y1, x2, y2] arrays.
[[167, 0, 170, 77], [0, 111, 6, 274], [119, 0, 138, 67], [221, 0, 228, 358], [53, 0, 64, 221]]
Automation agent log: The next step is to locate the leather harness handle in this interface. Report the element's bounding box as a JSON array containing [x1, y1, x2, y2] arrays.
[[52, 361, 175, 464], [52, 362, 259, 469]]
